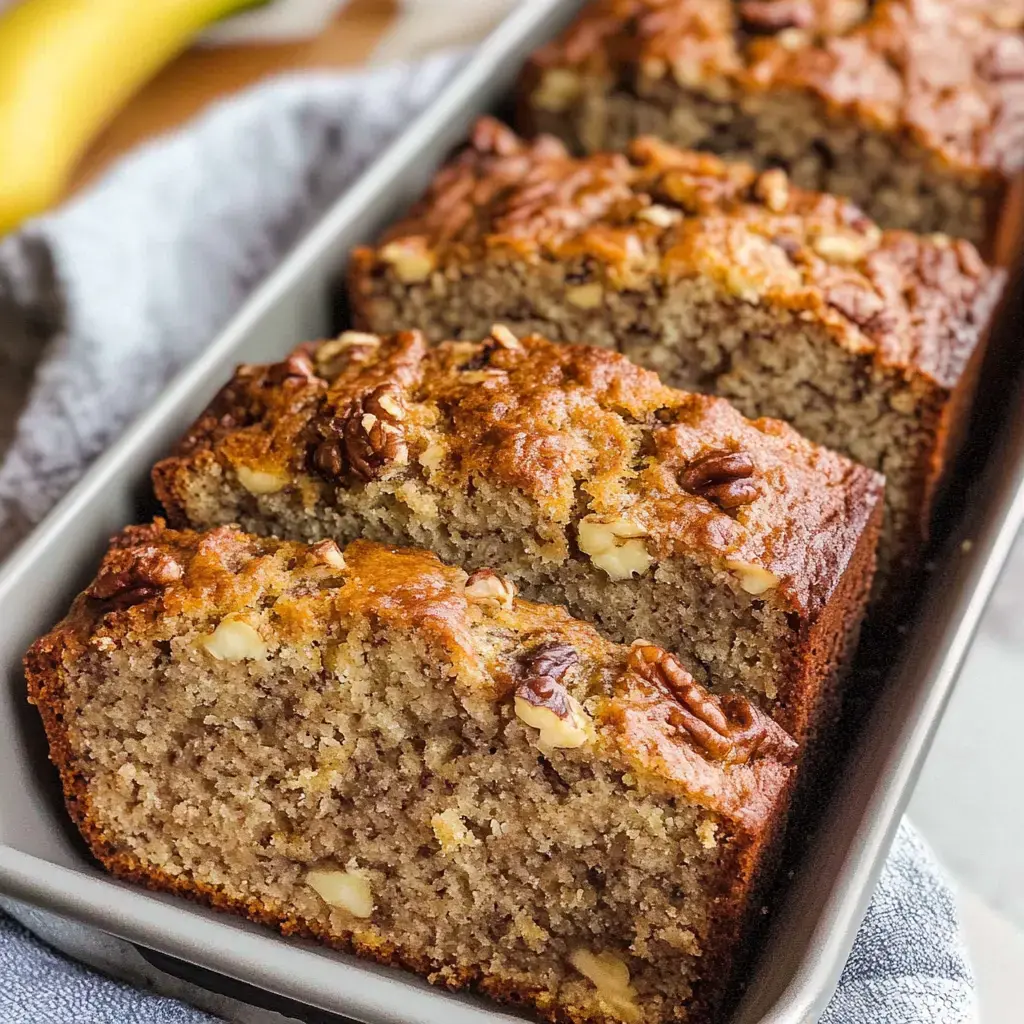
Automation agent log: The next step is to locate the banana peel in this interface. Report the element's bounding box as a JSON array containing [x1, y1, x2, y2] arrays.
[[0, 0, 265, 233]]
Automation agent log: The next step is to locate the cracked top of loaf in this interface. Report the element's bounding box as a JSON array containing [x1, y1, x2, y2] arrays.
[[351, 119, 1003, 389], [523, 0, 1024, 179], [154, 328, 883, 622], [27, 520, 797, 831]]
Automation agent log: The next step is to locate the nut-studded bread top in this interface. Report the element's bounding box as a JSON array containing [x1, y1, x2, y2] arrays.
[[350, 119, 1003, 390], [522, 0, 1024, 179], [154, 329, 884, 622], [26, 520, 797, 831]]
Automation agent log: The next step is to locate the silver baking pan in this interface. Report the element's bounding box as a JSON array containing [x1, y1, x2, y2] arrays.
[[2, 1, 1023, 1021]]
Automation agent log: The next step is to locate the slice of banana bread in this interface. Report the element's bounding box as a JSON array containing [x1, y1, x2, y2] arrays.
[[518, 0, 1024, 254], [153, 329, 883, 746], [26, 522, 799, 1024], [347, 120, 1003, 578]]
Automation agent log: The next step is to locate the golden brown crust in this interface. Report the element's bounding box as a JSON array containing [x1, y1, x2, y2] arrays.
[[22, 520, 790, 1024], [522, 0, 1024, 180], [349, 119, 1003, 390], [26, 520, 797, 830], [25, 520, 801, 1024], [152, 330, 884, 625]]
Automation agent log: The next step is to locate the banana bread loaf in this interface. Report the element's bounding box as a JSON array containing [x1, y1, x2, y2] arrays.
[[153, 329, 883, 746], [348, 120, 1003, 578], [26, 522, 799, 1024], [518, 0, 1024, 253]]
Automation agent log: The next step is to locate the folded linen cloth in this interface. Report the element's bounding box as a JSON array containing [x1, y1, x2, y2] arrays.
[[0, 55, 978, 1024]]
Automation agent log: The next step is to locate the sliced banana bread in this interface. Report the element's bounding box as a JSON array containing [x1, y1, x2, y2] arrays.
[[518, 0, 1024, 254], [348, 120, 1003, 577], [153, 329, 883, 746], [26, 522, 799, 1024]]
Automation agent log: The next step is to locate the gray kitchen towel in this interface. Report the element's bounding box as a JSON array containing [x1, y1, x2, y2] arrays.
[[0, 55, 978, 1024]]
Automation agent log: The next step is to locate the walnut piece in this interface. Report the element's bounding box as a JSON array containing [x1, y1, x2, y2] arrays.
[[315, 332, 380, 376], [825, 281, 887, 328], [464, 569, 516, 613], [522, 641, 579, 681], [236, 465, 289, 495], [514, 687, 591, 749], [724, 558, 780, 595], [310, 384, 409, 483], [636, 204, 681, 228], [459, 325, 522, 372], [738, 0, 814, 32], [489, 323, 523, 351], [628, 645, 797, 764], [569, 949, 641, 1024], [532, 68, 583, 112], [679, 449, 759, 510], [566, 282, 605, 309], [418, 441, 446, 472], [200, 615, 266, 662], [577, 515, 653, 580], [306, 868, 373, 918], [514, 641, 590, 749], [811, 230, 874, 264], [310, 539, 347, 570], [754, 168, 790, 212], [265, 352, 317, 385], [379, 238, 436, 283], [88, 546, 183, 609]]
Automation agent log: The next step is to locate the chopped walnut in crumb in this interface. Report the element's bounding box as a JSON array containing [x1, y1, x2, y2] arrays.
[[489, 323, 522, 350], [811, 230, 876, 264], [577, 515, 653, 580], [306, 867, 373, 918], [379, 238, 436, 283], [725, 558, 780, 595], [310, 539, 346, 570], [532, 68, 583, 112], [569, 949, 641, 1023], [418, 441, 446, 472], [696, 819, 718, 849], [464, 569, 515, 613], [566, 282, 605, 309], [236, 465, 289, 496], [754, 168, 790, 212], [515, 688, 591, 749], [636, 204, 682, 228], [199, 615, 266, 662], [514, 641, 591, 749]]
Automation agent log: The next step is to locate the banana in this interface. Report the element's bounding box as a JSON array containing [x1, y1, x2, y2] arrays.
[[0, 0, 264, 233]]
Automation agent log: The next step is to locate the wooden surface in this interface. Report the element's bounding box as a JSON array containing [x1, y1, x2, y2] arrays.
[[66, 0, 397, 197]]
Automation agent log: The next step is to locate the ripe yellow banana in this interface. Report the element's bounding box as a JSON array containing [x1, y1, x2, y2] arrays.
[[0, 0, 263, 233]]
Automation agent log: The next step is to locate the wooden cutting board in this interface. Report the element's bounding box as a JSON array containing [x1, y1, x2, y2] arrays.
[[65, 0, 398, 197]]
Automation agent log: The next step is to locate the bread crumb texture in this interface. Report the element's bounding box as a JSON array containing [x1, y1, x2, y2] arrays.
[[348, 122, 1001, 577], [519, 0, 1024, 245], [25, 522, 800, 1024], [152, 329, 884, 742]]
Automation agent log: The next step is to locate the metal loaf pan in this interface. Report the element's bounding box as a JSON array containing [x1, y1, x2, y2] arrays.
[[2, 1, 1023, 1021]]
